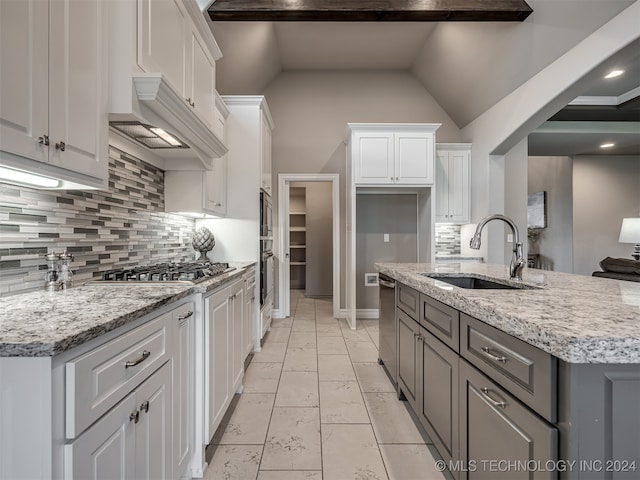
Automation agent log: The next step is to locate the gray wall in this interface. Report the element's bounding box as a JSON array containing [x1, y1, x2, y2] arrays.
[[356, 194, 418, 310], [527, 156, 574, 273], [264, 71, 462, 309], [504, 140, 530, 265], [291, 182, 333, 297], [573, 155, 640, 276]]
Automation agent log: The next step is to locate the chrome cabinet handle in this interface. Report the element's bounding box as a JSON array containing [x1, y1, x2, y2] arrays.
[[140, 400, 149, 413], [130, 410, 140, 423], [481, 387, 508, 408], [178, 310, 193, 321], [55, 141, 65, 151], [480, 346, 508, 363], [125, 350, 151, 368], [214, 202, 222, 207], [379, 279, 395, 289], [186, 98, 195, 107], [38, 135, 49, 146]]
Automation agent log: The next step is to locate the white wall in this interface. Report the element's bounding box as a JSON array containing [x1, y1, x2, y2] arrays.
[[504, 140, 530, 264], [572, 155, 640, 275], [264, 71, 462, 308], [527, 156, 574, 273]]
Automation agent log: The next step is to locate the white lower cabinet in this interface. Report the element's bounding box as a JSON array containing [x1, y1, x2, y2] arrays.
[[66, 361, 172, 479], [205, 278, 244, 443], [243, 267, 257, 360], [174, 303, 195, 479]]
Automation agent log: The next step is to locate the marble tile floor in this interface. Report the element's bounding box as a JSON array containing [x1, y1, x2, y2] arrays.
[[206, 290, 448, 480]]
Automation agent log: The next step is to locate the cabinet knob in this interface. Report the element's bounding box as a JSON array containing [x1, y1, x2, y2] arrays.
[[186, 98, 195, 108], [396, 177, 399, 181], [214, 202, 222, 207], [55, 141, 66, 152], [38, 135, 49, 146], [129, 410, 140, 424], [140, 400, 150, 413]]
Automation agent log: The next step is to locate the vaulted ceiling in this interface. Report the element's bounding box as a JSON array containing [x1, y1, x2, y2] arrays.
[[205, 0, 640, 156]]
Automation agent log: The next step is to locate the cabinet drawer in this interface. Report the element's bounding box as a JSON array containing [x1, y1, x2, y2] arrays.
[[459, 359, 557, 480], [397, 283, 420, 319], [460, 313, 556, 422], [420, 294, 460, 353], [66, 311, 172, 438]]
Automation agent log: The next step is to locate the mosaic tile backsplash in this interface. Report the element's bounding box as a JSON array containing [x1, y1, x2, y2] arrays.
[[435, 224, 462, 255], [0, 147, 196, 296]]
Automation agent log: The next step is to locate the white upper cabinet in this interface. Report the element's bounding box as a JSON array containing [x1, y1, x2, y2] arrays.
[[138, 0, 188, 97], [138, 0, 216, 129], [187, 28, 216, 130], [435, 144, 471, 224], [164, 93, 229, 217], [350, 125, 440, 186], [0, 0, 109, 188], [260, 109, 273, 194]]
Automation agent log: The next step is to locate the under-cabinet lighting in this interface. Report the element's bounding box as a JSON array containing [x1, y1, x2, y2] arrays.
[[600, 143, 615, 148], [150, 127, 182, 147], [0, 166, 60, 188], [604, 69, 624, 79]]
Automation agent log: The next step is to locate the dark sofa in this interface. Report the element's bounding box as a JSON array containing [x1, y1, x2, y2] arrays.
[[592, 257, 640, 282]]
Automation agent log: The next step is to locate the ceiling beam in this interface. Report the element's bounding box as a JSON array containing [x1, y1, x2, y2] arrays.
[[207, 0, 533, 22]]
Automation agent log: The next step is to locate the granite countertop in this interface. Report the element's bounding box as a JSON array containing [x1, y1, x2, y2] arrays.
[[375, 262, 640, 364], [0, 262, 254, 357]]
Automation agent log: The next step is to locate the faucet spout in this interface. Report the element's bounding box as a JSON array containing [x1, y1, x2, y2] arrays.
[[469, 214, 525, 280]]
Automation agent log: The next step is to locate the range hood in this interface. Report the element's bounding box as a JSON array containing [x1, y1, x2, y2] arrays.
[[109, 74, 227, 171]]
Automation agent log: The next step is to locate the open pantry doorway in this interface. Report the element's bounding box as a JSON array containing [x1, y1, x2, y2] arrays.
[[277, 174, 340, 319]]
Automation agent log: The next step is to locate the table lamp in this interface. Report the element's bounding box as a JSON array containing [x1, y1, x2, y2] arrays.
[[619, 218, 640, 261]]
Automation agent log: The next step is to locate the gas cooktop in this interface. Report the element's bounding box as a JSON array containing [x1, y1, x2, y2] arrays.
[[91, 262, 235, 284]]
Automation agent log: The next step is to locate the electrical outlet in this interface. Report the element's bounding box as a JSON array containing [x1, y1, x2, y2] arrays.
[[384, 233, 389, 242], [507, 233, 514, 243]]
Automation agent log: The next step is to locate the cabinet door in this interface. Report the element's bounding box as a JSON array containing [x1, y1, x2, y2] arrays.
[[206, 288, 230, 442], [435, 152, 450, 222], [65, 392, 136, 480], [397, 309, 419, 408], [459, 359, 557, 480], [244, 273, 256, 359], [231, 280, 245, 393], [135, 361, 173, 480], [203, 156, 227, 216], [418, 329, 459, 477], [0, 0, 49, 163], [353, 132, 394, 185], [260, 110, 272, 193], [447, 151, 470, 224], [187, 28, 216, 129], [174, 306, 194, 478], [138, 0, 187, 97], [395, 132, 433, 185], [48, 0, 108, 179]]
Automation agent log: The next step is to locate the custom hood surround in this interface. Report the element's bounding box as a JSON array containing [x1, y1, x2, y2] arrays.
[[109, 74, 227, 171]]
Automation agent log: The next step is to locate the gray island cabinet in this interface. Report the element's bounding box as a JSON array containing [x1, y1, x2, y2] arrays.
[[377, 262, 640, 480]]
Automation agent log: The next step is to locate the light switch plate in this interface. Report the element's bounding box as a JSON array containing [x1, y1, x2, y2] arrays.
[[383, 233, 389, 242], [507, 233, 514, 243]]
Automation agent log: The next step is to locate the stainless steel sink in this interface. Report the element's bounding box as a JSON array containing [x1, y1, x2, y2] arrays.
[[423, 274, 530, 290]]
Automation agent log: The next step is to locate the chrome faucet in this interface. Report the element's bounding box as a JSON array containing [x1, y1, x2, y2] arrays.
[[470, 214, 525, 280]]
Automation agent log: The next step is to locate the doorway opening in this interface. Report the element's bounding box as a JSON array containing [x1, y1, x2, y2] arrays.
[[277, 174, 340, 319]]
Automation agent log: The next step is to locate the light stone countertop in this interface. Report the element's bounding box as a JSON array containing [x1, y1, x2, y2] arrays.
[[375, 262, 640, 364], [0, 262, 254, 357]]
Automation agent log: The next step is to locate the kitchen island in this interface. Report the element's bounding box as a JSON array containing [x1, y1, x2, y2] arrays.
[[375, 262, 640, 480]]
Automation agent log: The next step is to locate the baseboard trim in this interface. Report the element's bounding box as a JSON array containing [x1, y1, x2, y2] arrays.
[[356, 309, 379, 319], [272, 309, 284, 319]]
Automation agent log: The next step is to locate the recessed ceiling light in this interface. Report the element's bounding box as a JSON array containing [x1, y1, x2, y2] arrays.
[[604, 69, 624, 79], [600, 143, 615, 148]]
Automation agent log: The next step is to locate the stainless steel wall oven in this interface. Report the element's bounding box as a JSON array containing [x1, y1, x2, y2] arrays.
[[260, 189, 274, 306]]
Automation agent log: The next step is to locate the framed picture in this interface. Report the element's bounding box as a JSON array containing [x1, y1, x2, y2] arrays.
[[527, 191, 547, 229]]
